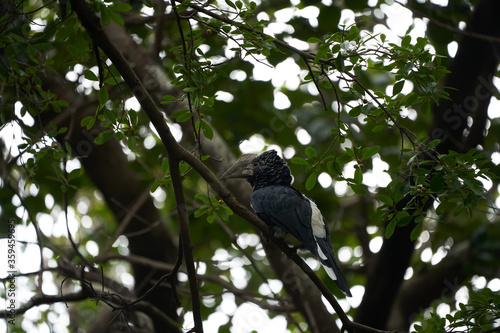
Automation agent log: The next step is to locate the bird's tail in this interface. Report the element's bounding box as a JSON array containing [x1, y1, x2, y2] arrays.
[[315, 237, 352, 297]]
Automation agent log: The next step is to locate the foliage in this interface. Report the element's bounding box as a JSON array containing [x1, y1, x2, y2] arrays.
[[413, 288, 500, 333]]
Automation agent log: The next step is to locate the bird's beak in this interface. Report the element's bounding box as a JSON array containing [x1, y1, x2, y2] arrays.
[[220, 153, 258, 180]]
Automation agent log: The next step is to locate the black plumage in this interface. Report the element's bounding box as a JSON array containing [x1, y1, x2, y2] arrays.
[[221, 150, 351, 297]]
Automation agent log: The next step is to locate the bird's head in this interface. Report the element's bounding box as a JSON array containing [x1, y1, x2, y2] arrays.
[[220, 150, 292, 190]]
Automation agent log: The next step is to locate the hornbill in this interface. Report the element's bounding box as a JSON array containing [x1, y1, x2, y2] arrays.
[[221, 150, 352, 297]]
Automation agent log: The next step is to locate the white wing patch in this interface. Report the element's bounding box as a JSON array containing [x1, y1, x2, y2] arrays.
[[316, 240, 328, 260], [323, 265, 338, 281], [316, 237, 337, 280], [309, 199, 326, 238]]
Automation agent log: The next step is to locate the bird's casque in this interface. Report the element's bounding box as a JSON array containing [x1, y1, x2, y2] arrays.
[[221, 150, 351, 297]]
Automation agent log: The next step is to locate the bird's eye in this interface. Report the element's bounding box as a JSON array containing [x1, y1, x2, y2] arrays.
[[252, 162, 260, 167]]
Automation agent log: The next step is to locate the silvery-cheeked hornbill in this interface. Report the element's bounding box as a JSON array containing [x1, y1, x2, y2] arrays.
[[221, 150, 351, 297]]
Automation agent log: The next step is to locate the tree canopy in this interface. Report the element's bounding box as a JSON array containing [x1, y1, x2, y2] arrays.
[[1, 0, 500, 332]]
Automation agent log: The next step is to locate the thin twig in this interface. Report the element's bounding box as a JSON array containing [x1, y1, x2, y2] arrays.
[[302, 56, 327, 111], [168, 155, 204, 333], [100, 189, 151, 256]]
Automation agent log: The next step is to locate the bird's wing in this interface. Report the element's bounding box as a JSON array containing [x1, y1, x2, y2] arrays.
[[252, 186, 352, 297], [314, 232, 352, 297], [251, 185, 316, 248]]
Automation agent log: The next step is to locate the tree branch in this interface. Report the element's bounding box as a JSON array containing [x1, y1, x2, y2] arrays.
[[101, 18, 342, 331], [69, 1, 390, 331], [169, 155, 204, 333]]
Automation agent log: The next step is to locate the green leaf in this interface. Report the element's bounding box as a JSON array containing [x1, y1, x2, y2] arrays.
[[207, 211, 217, 223], [220, 206, 233, 221], [183, 87, 198, 93], [393, 80, 404, 95], [151, 178, 169, 193], [171, 109, 193, 122], [360, 146, 380, 160], [161, 158, 169, 173], [430, 172, 445, 192], [305, 146, 317, 159], [399, 180, 411, 196], [291, 157, 308, 165], [410, 222, 423, 241], [115, 131, 124, 141], [401, 35, 411, 48], [65, 141, 73, 155], [350, 183, 366, 195], [195, 193, 210, 204], [194, 205, 211, 218], [349, 106, 362, 117], [84, 69, 98, 81], [225, 0, 236, 9], [378, 194, 393, 206], [344, 147, 356, 159], [98, 87, 109, 106], [68, 169, 81, 181], [128, 110, 138, 126], [100, 5, 111, 25], [200, 120, 214, 140], [449, 177, 461, 190], [347, 26, 360, 40], [111, 3, 132, 11], [103, 109, 117, 124], [426, 139, 440, 148], [396, 214, 413, 227], [436, 200, 447, 215], [305, 172, 317, 191], [94, 130, 114, 145], [108, 10, 125, 26], [421, 99, 431, 115], [354, 167, 363, 184], [127, 136, 136, 150], [307, 37, 322, 43], [179, 163, 190, 174], [385, 219, 397, 238], [81, 116, 96, 130], [414, 37, 427, 51], [334, 155, 351, 167], [177, 112, 194, 122], [331, 43, 341, 54], [335, 53, 345, 72], [372, 124, 384, 132], [58, 127, 68, 134], [104, 76, 122, 85], [403, 62, 413, 73], [161, 95, 178, 105], [353, 82, 365, 95]]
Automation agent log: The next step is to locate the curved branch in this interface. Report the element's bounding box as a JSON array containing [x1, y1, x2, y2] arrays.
[[0, 291, 88, 317], [169, 155, 204, 333], [69, 1, 389, 332], [102, 18, 341, 331], [94, 253, 296, 312]]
